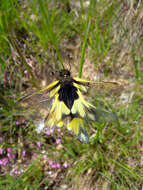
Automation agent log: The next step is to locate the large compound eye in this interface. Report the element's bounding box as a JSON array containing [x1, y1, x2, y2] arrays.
[[64, 69, 70, 76], [59, 69, 71, 77]]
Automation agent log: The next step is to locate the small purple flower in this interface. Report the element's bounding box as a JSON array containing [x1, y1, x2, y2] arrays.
[[45, 130, 51, 135], [7, 153, 12, 159], [21, 150, 26, 157], [0, 148, 3, 155], [56, 163, 61, 168], [2, 158, 9, 166], [7, 148, 11, 153], [50, 129, 54, 133], [43, 155, 47, 159], [49, 160, 54, 166], [22, 119, 25, 123], [56, 139, 62, 144], [36, 141, 41, 147], [51, 164, 57, 168], [57, 128, 61, 132], [63, 162, 69, 168], [16, 121, 19, 126], [41, 150, 45, 154], [14, 170, 18, 174]]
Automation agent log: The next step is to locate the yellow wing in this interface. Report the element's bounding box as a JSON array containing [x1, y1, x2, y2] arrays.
[[67, 117, 89, 143], [18, 80, 59, 102], [50, 93, 70, 121], [17, 80, 62, 131], [71, 88, 94, 118], [73, 77, 119, 89], [45, 110, 64, 128]]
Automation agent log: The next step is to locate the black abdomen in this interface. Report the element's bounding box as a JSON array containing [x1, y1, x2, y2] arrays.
[[58, 83, 78, 109]]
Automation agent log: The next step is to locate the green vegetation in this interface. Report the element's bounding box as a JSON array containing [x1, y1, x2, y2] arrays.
[[0, 0, 143, 189]]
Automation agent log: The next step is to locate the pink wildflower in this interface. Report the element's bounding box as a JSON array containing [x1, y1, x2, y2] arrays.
[[14, 170, 18, 174], [7, 153, 12, 159], [56, 163, 61, 168], [21, 150, 26, 157], [36, 141, 41, 147], [0, 148, 3, 155], [51, 164, 57, 168], [49, 160, 54, 166], [16, 121, 19, 126], [43, 155, 47, 159], [7, 148, 11, 153], [56, 139, 62, 144], [1, 158, 8, 166], [45, 130, 51, 135], [57, 128, 61, 132], [50, 129, 54, 133], [63, 162, 69, 168]]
